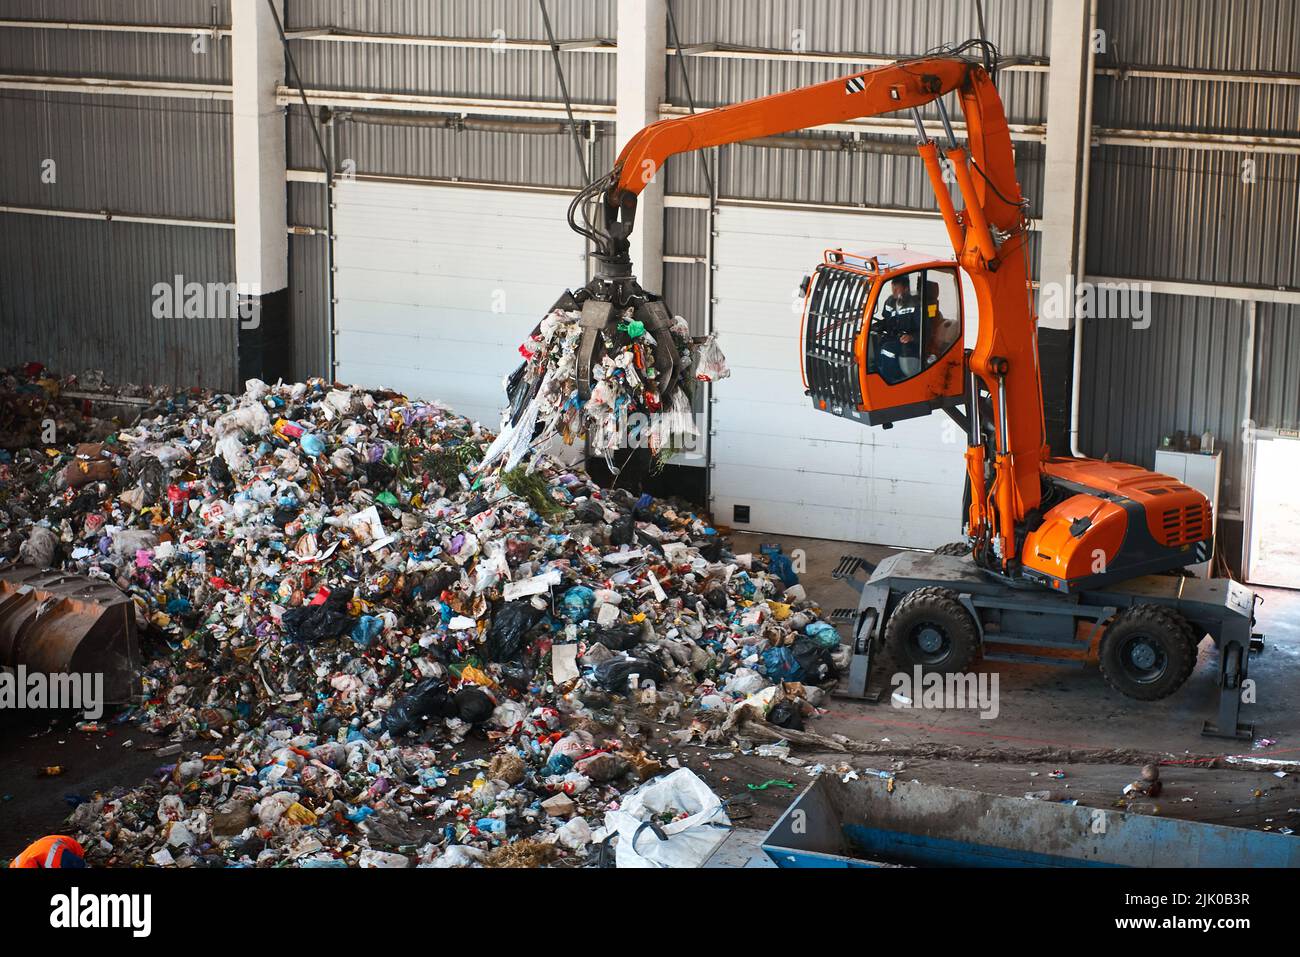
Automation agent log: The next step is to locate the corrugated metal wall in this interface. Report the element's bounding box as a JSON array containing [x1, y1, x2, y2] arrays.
[[0, 213, 236, 388], [284, 0, 615, 105], [1081, 0, 1300, 518], [0, 64, 237, 387], [1081, 294, 1249, 509], [0, 0, 1295, 523], [0, 1, 237, 387]]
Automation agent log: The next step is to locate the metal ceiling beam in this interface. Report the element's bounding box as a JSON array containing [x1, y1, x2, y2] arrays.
[[0, 73, 230, 100], [5, 19, 1298, 88], [4, 74, 1298, 155], [1087, 275, 1300, 305]]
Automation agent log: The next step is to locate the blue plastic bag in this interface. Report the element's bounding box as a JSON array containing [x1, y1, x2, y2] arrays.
[[761, 646, 804, 682]]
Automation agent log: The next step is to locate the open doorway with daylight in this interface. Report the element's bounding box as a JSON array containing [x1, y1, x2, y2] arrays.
[[1246, 434, 1300, 589]]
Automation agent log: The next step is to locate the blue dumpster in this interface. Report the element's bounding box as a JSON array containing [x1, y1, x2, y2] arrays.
[[762, 773, 1300, 868]]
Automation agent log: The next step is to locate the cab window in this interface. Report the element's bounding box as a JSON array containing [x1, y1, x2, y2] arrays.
[[866, 268, 962, 385]]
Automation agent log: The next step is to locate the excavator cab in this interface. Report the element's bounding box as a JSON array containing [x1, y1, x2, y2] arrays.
[[802, 249, 966, 427]]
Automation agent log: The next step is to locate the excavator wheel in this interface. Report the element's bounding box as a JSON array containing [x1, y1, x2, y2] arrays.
[[1098, 604, 1198, 701], [933, 541, 971, 557], [885, 586, 980, 674]]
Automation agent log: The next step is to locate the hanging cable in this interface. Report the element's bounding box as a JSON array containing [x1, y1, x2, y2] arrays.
[[974, 1, 996, 80], [265, 0, 331, 180], [665, 0, 715, 197], [538, 0, 591, 185]]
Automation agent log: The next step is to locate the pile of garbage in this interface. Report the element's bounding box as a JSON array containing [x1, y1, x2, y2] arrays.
[[0, 363, 159, 451], [1, 367, 840, 868], [488, 303, 729, 472]]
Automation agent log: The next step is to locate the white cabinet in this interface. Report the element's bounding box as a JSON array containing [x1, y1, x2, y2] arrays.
[[1154, 449, 1221, 577]]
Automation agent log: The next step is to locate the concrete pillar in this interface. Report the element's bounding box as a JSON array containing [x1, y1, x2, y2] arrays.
[[1038, 0, 1092, 455], [1038, 0, 1090, 333], [616, 0, 666, 294], [231, 0, 291, 385]]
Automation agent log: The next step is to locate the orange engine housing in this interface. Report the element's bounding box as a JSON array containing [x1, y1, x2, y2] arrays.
[[1021, 457, 1213, 592]]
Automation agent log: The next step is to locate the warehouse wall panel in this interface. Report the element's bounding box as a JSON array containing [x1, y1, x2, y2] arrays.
[[0, 93, 232, 220], [0, 3, 232, 84], [1086, 147, 1300, 290], [283, 0, 615, 105], [0, 1, 230, 25], [1097, 0, 1300, 74], [288, 232, 330, 382], [1081, 294, 1249, 512], [284, 0, 615, 42], [670, 0, 1049, 59], [287, 106, 614, 191], [0, 214, 236, 389], [1254, 302, 1300, 434]]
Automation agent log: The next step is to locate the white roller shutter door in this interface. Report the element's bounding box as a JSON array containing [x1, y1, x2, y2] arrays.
[[333, 181, 586, 427], [711, 204, 974, 548]]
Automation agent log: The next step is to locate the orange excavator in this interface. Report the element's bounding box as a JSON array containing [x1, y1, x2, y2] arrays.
[[563, 43, 1262, 736]]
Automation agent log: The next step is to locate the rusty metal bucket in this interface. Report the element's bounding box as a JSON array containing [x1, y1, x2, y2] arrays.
[[0, 565, 141, 704]]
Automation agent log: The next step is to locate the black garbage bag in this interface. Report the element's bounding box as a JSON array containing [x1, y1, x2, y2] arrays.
[[496, 663, 533, 693], [609, 514, 635, 546], [362, 460, 395, 490], [209, 455, 233, 489], [486, 601, 545, 662], [137, 457, 167, 506], [593, 656, 665, 694], [280, 590, 353, 642], [791, 637, 838, 684], [696, 539, 724, 563], [454, 687, 496, 724], [702, 580, 728, 611], [767, 699, 805, 731], [571, 499, 605, 524], [384, 678, 455, 737], [422, 565, 461, 597], [593, 623, 641, 652]]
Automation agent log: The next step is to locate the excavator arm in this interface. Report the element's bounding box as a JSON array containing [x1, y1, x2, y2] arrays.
[[577, 51, 1045, 572]]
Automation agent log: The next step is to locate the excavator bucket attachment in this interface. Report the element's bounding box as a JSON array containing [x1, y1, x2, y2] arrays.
[[0, 566, 141, 704]]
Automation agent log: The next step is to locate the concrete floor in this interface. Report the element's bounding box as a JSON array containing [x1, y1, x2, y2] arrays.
[[730, 531, 1300, 834]]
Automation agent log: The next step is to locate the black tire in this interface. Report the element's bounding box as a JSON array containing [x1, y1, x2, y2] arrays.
[[1098, 604, 1198, 701], [933, 541, 971, 557], [884, 586, 981, 673]]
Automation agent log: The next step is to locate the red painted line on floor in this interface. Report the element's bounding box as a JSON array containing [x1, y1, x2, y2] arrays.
[[821, 707, 1294, 762]]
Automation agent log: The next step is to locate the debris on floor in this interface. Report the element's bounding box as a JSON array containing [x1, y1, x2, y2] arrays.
[[0, 368, 839, 868]]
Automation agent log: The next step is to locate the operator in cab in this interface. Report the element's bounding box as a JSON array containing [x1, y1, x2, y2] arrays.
[[876, 275, 922, 383]]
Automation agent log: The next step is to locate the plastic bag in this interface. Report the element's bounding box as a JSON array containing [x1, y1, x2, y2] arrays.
[[767, 699, 805, 730], [791, 637, 838, 683], [592, 623, 642, 652], [650, 387, 698, 455], [593, 656, 665, 694], [694, 332, 730, 382], [383, 678, 455, 737], [804, 621, 841, 649], [280, 590, 353, 642], [604, 768, 731, 868], [485, 601, 544, 662], [761, 646, 802, 682]]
